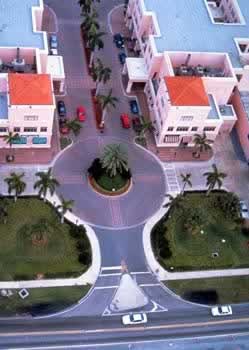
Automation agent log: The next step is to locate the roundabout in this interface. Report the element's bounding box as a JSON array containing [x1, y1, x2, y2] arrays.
[[52, 136, 166, 229]]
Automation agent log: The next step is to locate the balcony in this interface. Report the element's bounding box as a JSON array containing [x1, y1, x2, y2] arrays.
[[205, 0, 244, 24]]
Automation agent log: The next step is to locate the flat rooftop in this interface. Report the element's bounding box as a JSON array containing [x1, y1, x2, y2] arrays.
[[144, 0, 249, 68], [0, 0, 44, 49]]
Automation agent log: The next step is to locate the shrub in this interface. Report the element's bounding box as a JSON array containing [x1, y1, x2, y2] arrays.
[[121, 168, 132, 180], [88, 158, 103, 180], [151, 220, 172, 259], [241, 226, 249, 237], [213, 193, 240, 220]]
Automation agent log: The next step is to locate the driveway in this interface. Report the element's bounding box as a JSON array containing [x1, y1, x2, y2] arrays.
[[53, 136, 166, 228]]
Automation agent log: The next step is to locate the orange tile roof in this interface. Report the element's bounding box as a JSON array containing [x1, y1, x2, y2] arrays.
[[164, 76, 209, 106], [8, 74, 53, 105]]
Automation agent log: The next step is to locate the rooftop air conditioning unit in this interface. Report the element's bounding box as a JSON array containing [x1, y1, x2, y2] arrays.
[[12, 48, 25, 72]]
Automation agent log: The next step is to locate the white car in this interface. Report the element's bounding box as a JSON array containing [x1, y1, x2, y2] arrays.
[[122, 313, 147, 325], [240, 201, 249, 219], [211, 305, 232, 317]]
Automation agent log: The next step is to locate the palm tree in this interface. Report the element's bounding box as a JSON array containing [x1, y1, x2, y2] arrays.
[[57, 196, 74, 224], [34, 168, 60, 202], [193, 133, 213, 158], [4, 172, 26, 202], [163, 193, 183, 211], [4, 131, 20, 161], [97, 89, 119, 126], [203, 163, 227, 196], [92, 58, 111, 95], [138, 120, 155, 140], [101, 144, 129, 177], [78, 0, 100, 15], [86, 25, 105, 67], [81, 9, 99, 31], [66, 119, 82, 136], [180, 173, 192, 194]]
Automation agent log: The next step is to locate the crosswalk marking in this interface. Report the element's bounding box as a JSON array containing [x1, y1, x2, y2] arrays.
[[163, 163, 181, 193]]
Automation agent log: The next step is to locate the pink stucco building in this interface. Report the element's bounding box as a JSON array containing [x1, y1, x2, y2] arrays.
[[124, 0, 249, 149], [0, 0, 65, 148]]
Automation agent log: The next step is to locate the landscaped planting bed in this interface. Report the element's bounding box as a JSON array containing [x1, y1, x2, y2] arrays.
[[0, 285, 91, 317], [0, 197, 91, 280], [166, 277, 249, 304], [152, 191, 249, 271]]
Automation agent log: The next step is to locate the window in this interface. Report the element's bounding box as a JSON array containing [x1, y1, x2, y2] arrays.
[[23, 127, 37, 132], [176, 127, 189, 132], [24, 115, 38, 121], [191, 127, 198, 131], [13, 127, 20, 132], [180, 115, 193, 122], [40, 127, 47, 132], [167, 127, 174, 131], [0, 127, 7, 132], [203, 126, 216, 132]]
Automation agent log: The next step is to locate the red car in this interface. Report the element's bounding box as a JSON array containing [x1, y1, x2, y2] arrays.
[[77, 105, 86, 122], [120, 114, 131, 129]]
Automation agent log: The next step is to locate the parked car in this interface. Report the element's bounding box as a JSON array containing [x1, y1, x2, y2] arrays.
[[57, 100, 67, 118], [132, 117, 143, 133], [211, 305, 232, 317], [59, 120, 69, 135], [77, 105, 86, 122], [113, 33, 124, 48], [129, 99, 139, 114], [50, 34, 58, 49], [239, 201, 249, 219], [120, 113, 131, 129], [118, 52, 127, 65], [122, 313, 147, 325]]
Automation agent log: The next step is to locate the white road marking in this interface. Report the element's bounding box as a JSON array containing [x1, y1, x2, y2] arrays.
[[94, 285, 118, 290], [163, 164, 181, 193], [101, 266, 122, 271], [99, 273, 121, 277], [151, 300, 168, 312], [139, 283, 161, 287]]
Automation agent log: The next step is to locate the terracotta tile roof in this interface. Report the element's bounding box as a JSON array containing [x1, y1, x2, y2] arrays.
[[164, 76, 209, 106], [8, 73, 53, 105]]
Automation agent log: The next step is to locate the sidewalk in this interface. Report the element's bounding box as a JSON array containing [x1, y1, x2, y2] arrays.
[[143, 191, 249, 282], [0, 191, 101, 289]]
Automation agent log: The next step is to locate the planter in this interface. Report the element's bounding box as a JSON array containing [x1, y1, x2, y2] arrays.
[[89, 175, 132, 197]]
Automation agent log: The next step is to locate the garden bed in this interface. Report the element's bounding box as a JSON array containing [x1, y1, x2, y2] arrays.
[[166, 277, 249, 305], [0, 285, 91, 317], [151, 191, 249, 271], [89, 175, 131, 196], [91, 89, 103, 129], [80, 29, 91, 74], [0, 197, 91, 280]]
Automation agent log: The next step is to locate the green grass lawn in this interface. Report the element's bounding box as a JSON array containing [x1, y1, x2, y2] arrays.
[[96, 172, 128, 191], [0, 285, 91, 316], [166, 277, 249, 304], [152, 192, 249, 271], [0, 198, 91, 280]]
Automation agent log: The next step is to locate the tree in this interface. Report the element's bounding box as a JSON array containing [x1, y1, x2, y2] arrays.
[[203, 163, 227, 196], [3, 131, 20, 148], [163, 193, 183, 212], [193, 133, 213, 158], [138, 120, 155, 140], [4, 172, 26, 202], [97, 89, 119, 125], [100, 144, 129, 177], [0, 197, 9, 224], [57, 196, 74, 224], [91, 58, 111, 95], [86, 26, 105, 67], [34, 168, 60, 202], [81, 9, 99, 32], [66, 119, 82, 136], [180, 173, 192, 194], [78, 0, 100, 15]]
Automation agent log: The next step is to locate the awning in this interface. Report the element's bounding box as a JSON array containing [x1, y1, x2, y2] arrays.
[[12, 136, 27, 144], [126, 57, 149, 82], [32, 136, 47, 144]]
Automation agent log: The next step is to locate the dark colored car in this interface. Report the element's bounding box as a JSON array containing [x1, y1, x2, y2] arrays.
[[132, 117, 143, 133], [118, 52, 127, 65], [50, 34, 58, 49], [129, 99, 139, 114], [57, 100, 66, 118], [113, 33, 124, 48]]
